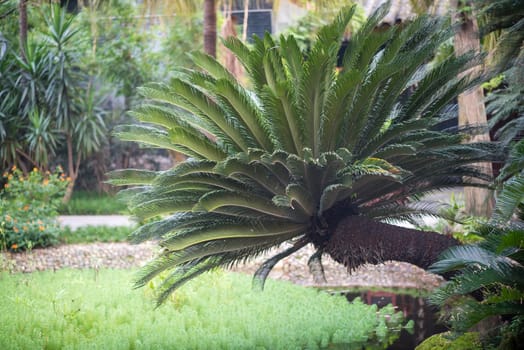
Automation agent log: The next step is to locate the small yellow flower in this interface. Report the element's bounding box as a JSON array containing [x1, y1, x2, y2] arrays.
[[23, 226, 28, 231], [3, 183, 8, 189], [43, 179, 49, 186], [23, 205, 29, 211], [11, 165, 16, 171], [11, 243, 18, 250], [13, 227, 19, 233], [33, 167, 38, 172], [39, 225, 45, 232]]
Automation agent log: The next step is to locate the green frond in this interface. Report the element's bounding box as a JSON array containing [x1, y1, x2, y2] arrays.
[[319, 184, 352, 215], [113, 125, 177, 151], [260, 82, 303, 154], [160, 220, 308, 251], [129, 105, 182, 130], [214, 158, 285, 195], [491, 173, 524, 224], [130, 212, 242, 244], [279, 35, 304, 86], [341, 0, 390, 70], [221, 36, 252, 70], [429, 245, 522, 275], [187, 51, 237, 82], [253, 238, 309, 291], [154, 258, 220, 306], [157, 173, 249, 194], [308, 249, 327, 284], [213, 79, 273, 150], [129, 190, 203, 220], [498, 140, 524, 180], [167, 127, 227, 161], [169, 77, 251, 152], [106, 169, 158, 186], [196, 190, 307, 222], [285, 184, 316, 216]]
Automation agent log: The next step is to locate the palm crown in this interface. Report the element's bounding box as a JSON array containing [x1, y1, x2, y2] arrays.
[[109, 3, 501, 304]]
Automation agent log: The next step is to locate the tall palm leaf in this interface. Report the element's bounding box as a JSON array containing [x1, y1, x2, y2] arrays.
[[110, 3, 502, 304]]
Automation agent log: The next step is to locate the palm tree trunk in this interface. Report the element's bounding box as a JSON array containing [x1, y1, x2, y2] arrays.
[[18, 0, 28, 61], [454, 1, 495, 218], [203, 0, 216, 58], [324, 215, 459, 272]]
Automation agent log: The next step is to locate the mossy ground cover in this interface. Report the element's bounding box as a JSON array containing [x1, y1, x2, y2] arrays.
[[0, 269, 405, 349]]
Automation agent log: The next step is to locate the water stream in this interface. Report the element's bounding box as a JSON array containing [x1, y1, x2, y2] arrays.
[[342, 289, 447, 349]]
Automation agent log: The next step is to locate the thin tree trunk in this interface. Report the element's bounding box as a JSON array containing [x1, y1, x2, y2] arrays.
[[324, 215, 459, 272], [454, 1, 494, 217], [19, 0, 28, 61], [242, 0, 249, 42], [62, 133, 78, 203], [203, 0, 217, 58]]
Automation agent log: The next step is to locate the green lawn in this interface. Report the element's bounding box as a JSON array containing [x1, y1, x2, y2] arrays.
[[59, 225, 133, 244], [59, 191, 128, 215], [0, 269, 406, 349]]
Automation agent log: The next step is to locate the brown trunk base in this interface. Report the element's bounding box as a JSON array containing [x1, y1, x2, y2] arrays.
[[324, 215, 459, 272]]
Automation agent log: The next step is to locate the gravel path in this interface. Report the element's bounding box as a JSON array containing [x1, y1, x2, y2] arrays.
[[1, 242, 443, 291]]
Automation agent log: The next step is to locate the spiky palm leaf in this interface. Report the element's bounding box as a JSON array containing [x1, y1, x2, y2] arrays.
[[429, 226, 524, 334], [110, 3, 502, 304]]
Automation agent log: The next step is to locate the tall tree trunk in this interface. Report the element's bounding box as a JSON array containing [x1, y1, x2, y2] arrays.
[[19, 0, 28, 61], [324, 215, 459, 272], [203, 0, 217, 58], [454, 1, 494, 218]]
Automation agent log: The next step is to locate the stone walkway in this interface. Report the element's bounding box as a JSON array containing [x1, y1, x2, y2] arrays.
[[1, 241, 443, 292]]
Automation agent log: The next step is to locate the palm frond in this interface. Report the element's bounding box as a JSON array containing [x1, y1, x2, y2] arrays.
[[252, 237, 309, 291]]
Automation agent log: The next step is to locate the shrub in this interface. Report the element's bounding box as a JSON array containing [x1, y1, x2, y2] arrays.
[[0, 166, 68, 251]]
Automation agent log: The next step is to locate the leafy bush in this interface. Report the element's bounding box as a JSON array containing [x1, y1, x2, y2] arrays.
[[0, 166, 68, 251], [0, 269, 406, 349]]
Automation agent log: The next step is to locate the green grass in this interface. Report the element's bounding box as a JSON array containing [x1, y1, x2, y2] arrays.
[[59, 225, 133, 244], [0, 269, 406, 349], [59, 191, 128, 215]]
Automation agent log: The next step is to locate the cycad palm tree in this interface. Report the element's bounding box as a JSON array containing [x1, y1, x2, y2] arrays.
[[109, 3, 502, 304]]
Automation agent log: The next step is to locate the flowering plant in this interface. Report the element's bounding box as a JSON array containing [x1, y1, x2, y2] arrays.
[[0, 166, 69, 251]]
